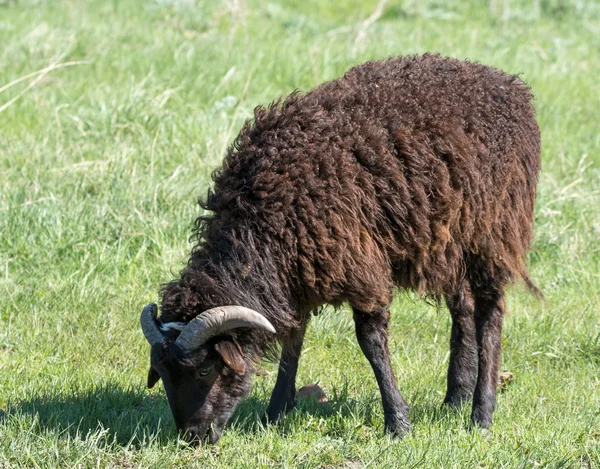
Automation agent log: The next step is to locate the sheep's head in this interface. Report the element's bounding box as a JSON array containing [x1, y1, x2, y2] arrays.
[[140, 303, 275, 444]]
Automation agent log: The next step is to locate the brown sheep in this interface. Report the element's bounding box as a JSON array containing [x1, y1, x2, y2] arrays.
[[140, 53, 542, 444]]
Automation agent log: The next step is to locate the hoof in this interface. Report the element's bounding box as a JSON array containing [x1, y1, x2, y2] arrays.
[[262, 411, 285, 427], [263, 399, 296, 426], [443, 393, 472, 408], [384, 409, 412, 438], [470, 409, 493, 429]]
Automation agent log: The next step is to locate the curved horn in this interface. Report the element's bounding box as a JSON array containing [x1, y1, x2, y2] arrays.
[[140, 303, 164, 346], [174, 306, 276, 353]]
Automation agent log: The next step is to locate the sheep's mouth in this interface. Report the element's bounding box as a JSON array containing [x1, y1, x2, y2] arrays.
[[181, 425, 222, 445]]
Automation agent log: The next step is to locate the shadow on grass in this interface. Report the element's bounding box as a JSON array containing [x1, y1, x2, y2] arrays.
[[1, 383, 473, 447], [228, 393, 380, 439], [230, 397, 372, 432], [410, 399, 471, 427], [231, 394, 472, 441], [1, 384, 376, 446], [0, 384, 178, 446]]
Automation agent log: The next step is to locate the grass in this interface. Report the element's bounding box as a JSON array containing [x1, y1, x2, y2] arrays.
[[1, 0, 599, 467]]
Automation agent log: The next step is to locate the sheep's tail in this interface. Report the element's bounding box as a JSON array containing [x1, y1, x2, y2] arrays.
[[522, 272, 545, 301]]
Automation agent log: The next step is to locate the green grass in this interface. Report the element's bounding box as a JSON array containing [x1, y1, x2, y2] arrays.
[[1, 0, 599, 467]]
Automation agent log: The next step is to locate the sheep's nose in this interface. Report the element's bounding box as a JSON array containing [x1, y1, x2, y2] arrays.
[[182, 428, 202, 445], [181, 426, 221, 445]]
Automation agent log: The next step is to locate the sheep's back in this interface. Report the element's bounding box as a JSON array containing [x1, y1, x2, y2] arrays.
[[209, 54, 541, 309]]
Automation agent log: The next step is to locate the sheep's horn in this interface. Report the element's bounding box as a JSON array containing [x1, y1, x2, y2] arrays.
[[140, 303, 164, 346], [174, 306, 276, 353]]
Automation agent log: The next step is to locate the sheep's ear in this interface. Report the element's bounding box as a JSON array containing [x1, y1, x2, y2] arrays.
[[147, 367, 160, 388], [215, 340, 246, 375]]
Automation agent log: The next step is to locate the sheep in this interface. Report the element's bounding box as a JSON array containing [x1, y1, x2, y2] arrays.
[[140, 53, 542, 444]]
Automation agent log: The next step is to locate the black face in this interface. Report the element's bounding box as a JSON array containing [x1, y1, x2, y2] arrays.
[[147, 338, 252, 444]]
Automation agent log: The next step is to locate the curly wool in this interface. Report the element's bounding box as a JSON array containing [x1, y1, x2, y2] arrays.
[[160, 53, 541, 345]]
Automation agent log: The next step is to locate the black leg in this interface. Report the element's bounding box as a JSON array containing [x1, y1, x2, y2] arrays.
[[264, 329, 306, 424], [444, 284, 478, 407], [471, 289, 505, 428], [353, 307, 411, 437]]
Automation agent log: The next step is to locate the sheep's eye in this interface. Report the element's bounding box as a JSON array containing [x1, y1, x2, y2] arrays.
[[198, 366, 212, 377]]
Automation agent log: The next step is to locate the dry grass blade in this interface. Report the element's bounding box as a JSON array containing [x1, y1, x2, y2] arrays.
[[0, 60, 90, 113], [353, 0, 388, 55]]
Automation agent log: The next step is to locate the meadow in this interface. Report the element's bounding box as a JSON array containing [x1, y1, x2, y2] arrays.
[[1, 0, 599, 467]]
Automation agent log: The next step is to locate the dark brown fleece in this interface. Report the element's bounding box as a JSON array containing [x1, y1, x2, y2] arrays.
[[160, 53, 540, 346]]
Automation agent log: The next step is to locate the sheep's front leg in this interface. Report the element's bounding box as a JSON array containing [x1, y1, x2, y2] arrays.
[[264, 329, 305, 424], [353, 307, 411, 437], [444, 284, 478, 407], [471, 290, 505, 428]]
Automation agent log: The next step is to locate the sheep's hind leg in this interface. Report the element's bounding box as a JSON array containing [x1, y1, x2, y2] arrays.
[[470, 287, 505, 428], [264, 328, 306, 424], [443, 283, 478, 407], [353, 307, 411, 437]]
